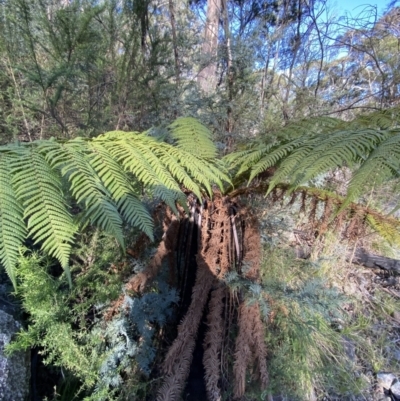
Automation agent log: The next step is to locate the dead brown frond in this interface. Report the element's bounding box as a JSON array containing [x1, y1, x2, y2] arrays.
[[233, 302, 268, 399], [158, 265, 214, 401], [242, 214, 261, 281], [132, 193, 271, 401], [203, 286, 226, 401]]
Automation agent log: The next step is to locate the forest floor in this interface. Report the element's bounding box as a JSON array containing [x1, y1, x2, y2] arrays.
[[258, 196, 400, 401]]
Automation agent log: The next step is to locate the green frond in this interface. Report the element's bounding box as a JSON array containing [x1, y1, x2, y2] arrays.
[[230, 144, 275, 176], [269, 128, 390, 194], [39, 140, 125, 248], [167, 117, 217, 159], [229, 109, 400, 208], [164, 146, 220, 196], [87, 140, 154, 240], [345, 131, 400, 208], [12, 147, 76, 286], [150, 143, 204, 200], [152, 185, 187, 215], [248, 136, 318, 185], [0, 117, 232, 288], [155, 142, 231, 196], [0, 154, 27, 288], [101, 132, 179, 192]]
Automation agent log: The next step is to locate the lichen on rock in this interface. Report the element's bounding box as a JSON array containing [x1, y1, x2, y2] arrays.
[[0, 310, 30, 401]]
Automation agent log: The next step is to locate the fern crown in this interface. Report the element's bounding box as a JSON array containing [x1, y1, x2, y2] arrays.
[[0, 118, 228, 288]]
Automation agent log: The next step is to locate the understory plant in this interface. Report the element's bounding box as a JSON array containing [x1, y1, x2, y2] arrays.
[[6, 230, 179, 400]]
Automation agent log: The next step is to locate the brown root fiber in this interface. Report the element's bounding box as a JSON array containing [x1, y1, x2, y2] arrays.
[[233, 303, 268, 399], [203, 286, 226, 401], [157, 264, 214, 401], [127, 216, 179, 292]]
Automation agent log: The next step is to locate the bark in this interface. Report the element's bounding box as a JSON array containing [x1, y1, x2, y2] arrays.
[[168, 0, 180, 85], [295, 244, 400, 274], [222, 0, 233, 134], [198, 0, 221, 94], [350, 248, 400, 274]]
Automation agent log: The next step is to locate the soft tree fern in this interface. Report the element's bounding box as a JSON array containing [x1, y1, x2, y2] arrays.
[[226, 106, 400, 208], [2, 110, 400, 288], [0, 117, 229, 288]]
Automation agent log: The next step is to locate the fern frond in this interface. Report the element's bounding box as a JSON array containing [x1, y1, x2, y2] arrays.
[[227, 143, 276, 176], [87, 140, 154, 240], [0, 117, 232, 288], [160, 145, 230, 196], [248, 136, 319, 184], [0, 154, 27, 288], [345, 131, 400, 208], [267, 128, 389, 193], [150, 144, 204, 200], [366, 213, 400, 247], [230, 108, 400, 209], [152, 186, 187, 215], [40, 140, 125, 248], [289, 129, 389, 187], [101, 132, 180, 192], [167, 117, 217, 159], [12, 147, 76, 286]]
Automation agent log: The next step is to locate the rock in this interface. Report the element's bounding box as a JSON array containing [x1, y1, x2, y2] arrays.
[[391, 380, 400, 399], [392, 311, 400, 324], [0, 309, 30, 401], [377, 372, 397, 389], [342, 336, 356, 362], [393, 349, 400, 362]]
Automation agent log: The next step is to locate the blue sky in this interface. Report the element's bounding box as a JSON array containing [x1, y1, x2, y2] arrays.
[[332, 0, 389, 15]]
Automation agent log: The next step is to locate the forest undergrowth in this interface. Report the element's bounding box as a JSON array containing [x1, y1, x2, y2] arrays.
[[6, 188, 400, 401]]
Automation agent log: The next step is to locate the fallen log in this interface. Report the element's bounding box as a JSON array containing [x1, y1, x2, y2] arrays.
[[293, 241, 400, 274], [350, 248, 400, 274]]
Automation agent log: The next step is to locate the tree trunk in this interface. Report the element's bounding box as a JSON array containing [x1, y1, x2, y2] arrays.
[[222, 0, 233, 136], [168, 0, 180, 85], [198, 0, 221, 94]]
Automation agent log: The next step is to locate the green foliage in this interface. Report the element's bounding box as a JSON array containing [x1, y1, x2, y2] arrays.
[[0, 155, 26, 287], [0, 117, 227, 287], [258, 245, 367, 400], [227, 108, 400, 209], [6, 251, 99, 386], [7, 231, 178, 400]]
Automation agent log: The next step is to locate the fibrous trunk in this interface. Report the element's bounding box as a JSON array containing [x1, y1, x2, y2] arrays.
[[134, 194, 269, 400]]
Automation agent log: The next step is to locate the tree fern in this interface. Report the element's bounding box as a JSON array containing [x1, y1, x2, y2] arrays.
[[0, 118, 226, 288], [229, 108, 400, 206]]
